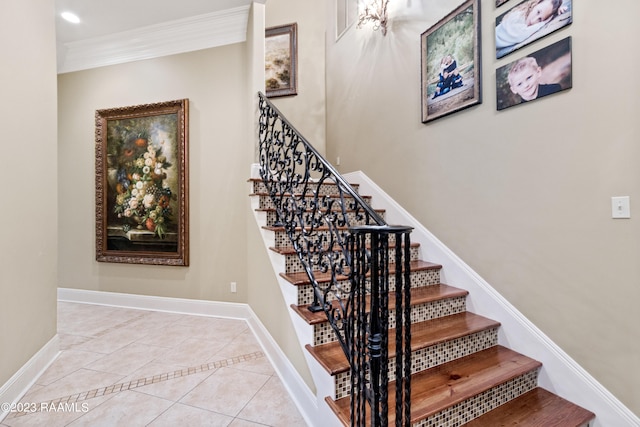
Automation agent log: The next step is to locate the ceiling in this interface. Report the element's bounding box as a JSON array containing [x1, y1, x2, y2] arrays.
[[54, 0, 255, 73]]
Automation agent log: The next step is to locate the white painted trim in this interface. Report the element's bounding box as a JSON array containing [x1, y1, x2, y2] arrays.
[[56, 287, 318, 424], [246, 306, 319, 426], [343, 170, 640, 427], [57, 288, 249, 320], [0, 335, 60, 422], [57, 6, 250, 74]]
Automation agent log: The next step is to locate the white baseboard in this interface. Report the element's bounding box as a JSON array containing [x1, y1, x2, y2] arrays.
[[343, 170, 640, 427], [56, 287, 317, 425], [0, 335, 60, 422]]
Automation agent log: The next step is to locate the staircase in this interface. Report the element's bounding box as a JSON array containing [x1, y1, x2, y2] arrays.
[[250, 178, 595, 426], [252, 92, 595, 426]]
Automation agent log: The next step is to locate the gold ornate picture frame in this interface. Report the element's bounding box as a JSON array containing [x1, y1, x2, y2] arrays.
[[95, 99, 189, 266]]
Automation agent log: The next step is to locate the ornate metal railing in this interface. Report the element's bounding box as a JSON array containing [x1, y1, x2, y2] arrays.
[[257, 92, 411, 426]]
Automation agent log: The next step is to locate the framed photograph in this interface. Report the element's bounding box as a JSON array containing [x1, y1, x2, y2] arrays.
[[496, 0, 511, 7], [421, 0, 482, 123], [496, 36, 572, 110], [95, 99, 189, 266], [265, 23, 298, 98], [496, 0, 572, 59]]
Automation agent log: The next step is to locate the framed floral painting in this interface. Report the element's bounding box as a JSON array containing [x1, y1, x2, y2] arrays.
[[95, 99, 189, 266]]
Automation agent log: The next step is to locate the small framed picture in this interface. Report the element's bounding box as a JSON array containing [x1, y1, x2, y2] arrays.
[[496, 0, 572, 59], [421, 0, 482, 123], [265, 23, 298, 98], [496, 37, 572, 111]]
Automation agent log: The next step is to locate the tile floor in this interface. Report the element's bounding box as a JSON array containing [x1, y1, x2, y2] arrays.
[[1, 302, 307, 427]]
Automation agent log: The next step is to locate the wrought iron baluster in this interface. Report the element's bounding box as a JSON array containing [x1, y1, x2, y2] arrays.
[[258, 92, 413, 427]]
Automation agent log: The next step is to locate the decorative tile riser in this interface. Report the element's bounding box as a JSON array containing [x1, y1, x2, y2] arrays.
[[251, 180, 360, 196], [296, 269, 441, 306], [263, 210, 385, 227], [272, 229, 402, 250], [413, 369, 540, 427], [313, 296, 467, 346], [334, 329, 499, 399], [256, 194, 371, 211], [283, 247, 421, 274]]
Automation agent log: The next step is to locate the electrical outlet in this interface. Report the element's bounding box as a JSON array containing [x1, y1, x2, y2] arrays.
[[230, 282, 237, 293]]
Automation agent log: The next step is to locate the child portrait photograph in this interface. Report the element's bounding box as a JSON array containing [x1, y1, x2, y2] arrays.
[[495, 0, 572, 59], [421, 0, 481, 123], [496, 36, 572, 111]]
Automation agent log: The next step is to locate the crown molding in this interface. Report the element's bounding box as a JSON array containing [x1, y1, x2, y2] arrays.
[[57, 5, 250, 74]]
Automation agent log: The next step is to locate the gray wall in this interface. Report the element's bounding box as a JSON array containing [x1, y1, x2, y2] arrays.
[[325, 0, 640, 415]]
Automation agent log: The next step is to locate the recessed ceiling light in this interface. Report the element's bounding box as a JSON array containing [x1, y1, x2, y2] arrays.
[[61, 12, 80, 24]]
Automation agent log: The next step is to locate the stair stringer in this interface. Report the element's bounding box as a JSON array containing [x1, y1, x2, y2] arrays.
[[343, 170, 640, 427], [250, 191, 349, 427]]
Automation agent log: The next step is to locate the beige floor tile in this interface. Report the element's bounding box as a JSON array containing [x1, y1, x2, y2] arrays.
[[2, 394, 116, 427], [35, 349, 104, 386], [228, 419, 273, 427], [158, 338, 228, 367], [179, 367, 270, 417], [86, 342, 169, 376], [123, 361, 215, 402], [14, 302, 307, 426], [134, 323, 194, 348], [66, 390, 173, 426], [124, 311, 188, 332], [19, 368, 124, 405], [215, 330, 264, 360], [73, 325, 151, 354], [237, 376, 307, 427], [57, 333, 93, 351], [147, 403, 234, 426]]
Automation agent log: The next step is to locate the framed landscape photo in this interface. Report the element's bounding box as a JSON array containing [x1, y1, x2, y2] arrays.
[[265, 23, 298, 98], [496, 36, 572, 111], [496, 0, 572, 59], [95, 99, 189, 266], [421, 0, 482, 123]]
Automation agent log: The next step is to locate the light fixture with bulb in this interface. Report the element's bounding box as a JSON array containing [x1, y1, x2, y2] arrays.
[[61, 11, 81, 24], [357, 0, 390, 36]]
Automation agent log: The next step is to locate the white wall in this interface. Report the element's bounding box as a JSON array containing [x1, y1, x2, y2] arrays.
[[0, 0, 58, 387], [326, 0, 640, 416]]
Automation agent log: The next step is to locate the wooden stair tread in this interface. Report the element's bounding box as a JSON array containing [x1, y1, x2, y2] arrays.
[[269, 241, 419, 256], [281, 260, 441, 286], [327, 346, 542, 425], [464, 387, 595, 426], [306, 311, 500, 375], [291, 283, 466, 325]]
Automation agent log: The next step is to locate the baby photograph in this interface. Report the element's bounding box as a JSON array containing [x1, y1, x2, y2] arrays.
[[496, 37, 572, 111], [495, 0, 572, 59]]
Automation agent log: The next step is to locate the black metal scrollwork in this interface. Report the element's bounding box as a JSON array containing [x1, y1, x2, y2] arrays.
[[258, 92, 411, 427]]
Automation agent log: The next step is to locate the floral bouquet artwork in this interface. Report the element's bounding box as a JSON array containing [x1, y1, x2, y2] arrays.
[[95, 99, 189, 266], [110, 128, 174, 238]]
